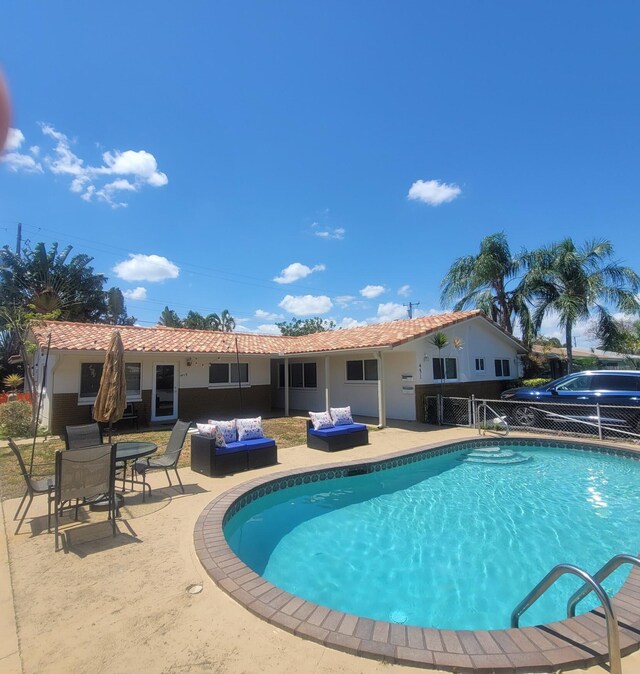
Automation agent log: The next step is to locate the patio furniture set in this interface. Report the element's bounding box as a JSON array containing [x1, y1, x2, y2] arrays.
[[9, 406, 369, 547]]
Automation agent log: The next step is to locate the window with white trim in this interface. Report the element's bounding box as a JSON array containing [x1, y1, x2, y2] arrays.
[[209, 362, 249, 385], [278, 362, 317, 388], [494, 359, 511, 377], [433, 357, 457, 381], [346, 359, 378, 382], [475, 357, 485, 374], [79, 362, 141, 402]]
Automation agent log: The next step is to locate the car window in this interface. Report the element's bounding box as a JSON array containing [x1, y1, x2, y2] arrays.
[[555, 375, 592, 391], [594, 374, 639, 391]]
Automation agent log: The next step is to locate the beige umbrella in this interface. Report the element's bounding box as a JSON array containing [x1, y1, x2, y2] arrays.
[[93, 330, 127, 443]]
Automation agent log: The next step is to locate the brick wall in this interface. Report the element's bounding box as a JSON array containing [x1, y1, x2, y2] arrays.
[[50, 385, 273, 435]]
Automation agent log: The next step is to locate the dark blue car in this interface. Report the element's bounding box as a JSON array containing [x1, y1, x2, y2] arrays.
[[500, 370, 640, 430]]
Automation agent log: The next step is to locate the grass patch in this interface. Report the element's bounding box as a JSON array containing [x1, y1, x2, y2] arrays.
[[0, 415, 310, 501]]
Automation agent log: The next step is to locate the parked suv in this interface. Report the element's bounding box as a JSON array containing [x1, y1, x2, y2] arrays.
[[500, 370, 640, 431]]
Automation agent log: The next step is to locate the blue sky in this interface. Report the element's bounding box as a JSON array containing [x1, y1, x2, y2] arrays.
[[2, 2, 640, 342]]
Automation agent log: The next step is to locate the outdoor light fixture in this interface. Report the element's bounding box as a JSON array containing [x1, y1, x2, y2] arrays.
[[186, 357, 193, 367]]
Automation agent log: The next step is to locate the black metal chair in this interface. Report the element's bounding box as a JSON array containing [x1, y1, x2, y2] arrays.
[[8, 438, 55, 534], [64, 422, 103, 450], [134, 420, 191, 499], [53, 444, 118, 551]]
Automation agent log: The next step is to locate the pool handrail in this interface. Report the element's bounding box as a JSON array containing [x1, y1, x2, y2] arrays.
[[567, 553, 640, 618], [475, 401, 509, 436], [511, 563, 621, 674]]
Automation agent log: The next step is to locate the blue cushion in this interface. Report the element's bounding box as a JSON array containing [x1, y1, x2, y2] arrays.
[[218, 437, 276, 453], [309, 423, 367, 438], [240, 437, 276, 451], [214, 444, 247, 455]]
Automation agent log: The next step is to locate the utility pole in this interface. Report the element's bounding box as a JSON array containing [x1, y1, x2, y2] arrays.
[[16, 222, 22, 255], [404, 301, 420, 319]]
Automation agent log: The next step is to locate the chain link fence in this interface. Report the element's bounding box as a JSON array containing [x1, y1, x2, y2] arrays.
[[424, 395, 640, 443]]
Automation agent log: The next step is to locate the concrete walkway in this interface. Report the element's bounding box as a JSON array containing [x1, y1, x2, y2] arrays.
[[1, 423, 639, 673]]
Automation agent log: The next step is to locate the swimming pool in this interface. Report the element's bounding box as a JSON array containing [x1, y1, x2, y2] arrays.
[[224, 440, 640, 631], [195, 437, 640, 671]]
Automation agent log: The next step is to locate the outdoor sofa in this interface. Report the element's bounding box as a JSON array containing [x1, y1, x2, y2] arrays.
[[306, 419, 369, 452], [190, 418, 277, 476]]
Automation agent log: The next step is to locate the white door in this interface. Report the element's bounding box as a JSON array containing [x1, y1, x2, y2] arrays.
[[152, 363, 178, 421]]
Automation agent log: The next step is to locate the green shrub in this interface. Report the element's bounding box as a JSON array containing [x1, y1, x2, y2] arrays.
[[0, 400, 32, 437], [504, 377, 552, 390]]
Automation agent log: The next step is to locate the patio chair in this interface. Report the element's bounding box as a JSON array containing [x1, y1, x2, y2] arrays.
[[8, 438, 55, 534], [53, 443, 118, 551], [64, 422, 103, 450], [134, 420, 191, 499]]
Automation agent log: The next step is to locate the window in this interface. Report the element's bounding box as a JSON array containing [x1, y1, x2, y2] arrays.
[[494, 359, 511, 377], [433, 357, 457, 381], [475, 358, 485, 373], [346, 359, 378, 382], [209, 362, 249, 385], [80, 362, 141, 401], [278, 362, 317, 388]]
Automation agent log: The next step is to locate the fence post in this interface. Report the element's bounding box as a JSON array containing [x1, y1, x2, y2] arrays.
[[596, 403, 603, 440], [468, 395, 473, 428], [437, 394, 442, 425]]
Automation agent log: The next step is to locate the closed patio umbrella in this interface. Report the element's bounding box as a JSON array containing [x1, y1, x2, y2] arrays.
[[93, 330, 127, 443]]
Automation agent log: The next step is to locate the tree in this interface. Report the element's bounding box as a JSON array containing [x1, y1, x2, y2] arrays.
[[0, 242, 108, 322], [158, 306, 182, 328], [210, 309, 236, 332], [440, 232, 532, 343], [182, 311, 211, 330], [175, 309, 236, 331], [523, 238, 640, 373], [105, 287, 136, 325], [276, 317, 336, 336]]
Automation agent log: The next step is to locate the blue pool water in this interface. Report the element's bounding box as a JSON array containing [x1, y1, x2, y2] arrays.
[[225, 445, 640, 630]]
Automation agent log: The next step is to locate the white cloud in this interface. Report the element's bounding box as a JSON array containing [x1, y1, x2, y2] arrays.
[[408, 179, 461, 206], [255, 323, 282, 335], [278, 294, 333, 315], [334, 295, 356, 308], [113, 254, 180, 282], [255, 309, 283, 321], [123, 286, 147, 301], [273, 262, 326, 284], [360, 284, 386, 299], [535, 313, 594, 347], [398, 284, 411, 297], [376, 302, 409, 322], [5, 128, 25, 151], [2, 123, 169, 207], [1, 128, 44, 173], [314, 227, 345, 240], [339, 317, 368, 329]]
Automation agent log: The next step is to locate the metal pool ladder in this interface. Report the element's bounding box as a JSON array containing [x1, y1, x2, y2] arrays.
[[476, 402, 509, 436], [510, 555, 640, 674]]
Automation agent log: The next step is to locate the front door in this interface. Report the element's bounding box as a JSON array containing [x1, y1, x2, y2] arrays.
[[152, 363, 178, 421]]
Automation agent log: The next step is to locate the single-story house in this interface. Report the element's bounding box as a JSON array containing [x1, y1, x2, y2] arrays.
[[530, 345, 640, 379], [26, 309, 527, 435]]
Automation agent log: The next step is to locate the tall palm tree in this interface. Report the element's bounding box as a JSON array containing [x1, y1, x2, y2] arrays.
[[440, 232, 532, 342], [523, 238, 640, 373]]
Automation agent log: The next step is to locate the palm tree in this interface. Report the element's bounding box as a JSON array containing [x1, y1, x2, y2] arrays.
[[440, 232, 532, 343], [523, 238, 640, 373], [209, 309, 236, 332]]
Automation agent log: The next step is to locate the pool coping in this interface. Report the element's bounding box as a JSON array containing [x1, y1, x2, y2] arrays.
[[194, 436, 640, 673]]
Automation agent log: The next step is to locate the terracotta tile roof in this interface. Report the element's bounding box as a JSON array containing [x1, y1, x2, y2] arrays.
[[30, 310, 520, 356]]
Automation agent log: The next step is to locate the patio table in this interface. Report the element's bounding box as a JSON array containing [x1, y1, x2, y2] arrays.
[[114, 441, 157, 495]]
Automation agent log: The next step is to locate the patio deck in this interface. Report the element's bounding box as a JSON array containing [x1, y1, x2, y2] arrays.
[[2, 423, 640, 674]]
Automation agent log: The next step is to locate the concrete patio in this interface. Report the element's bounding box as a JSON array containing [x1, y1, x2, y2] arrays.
[[1, 423, 638, 674]]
